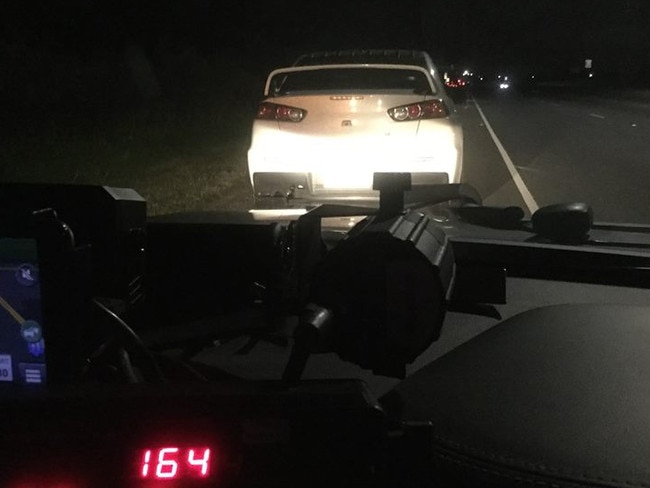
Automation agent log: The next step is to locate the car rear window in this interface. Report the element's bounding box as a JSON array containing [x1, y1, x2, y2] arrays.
[[270, 68, 436, 95]]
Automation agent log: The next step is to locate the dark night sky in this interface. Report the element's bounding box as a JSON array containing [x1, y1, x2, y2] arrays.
[[2, 0, 649, 126], [4, 0, 649, 66]]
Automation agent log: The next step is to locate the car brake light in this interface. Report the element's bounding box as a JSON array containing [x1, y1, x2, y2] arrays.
[[256, 102, 306, 122], [387, 100, 448, 121]]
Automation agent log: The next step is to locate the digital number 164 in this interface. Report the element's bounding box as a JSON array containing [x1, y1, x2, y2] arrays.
[[140, 447, 211, 479]]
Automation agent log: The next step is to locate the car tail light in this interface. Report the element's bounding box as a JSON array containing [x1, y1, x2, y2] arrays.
[[445, 78, 467, 88], [256, 102, 306, 122], [387, 100, 448, 121]]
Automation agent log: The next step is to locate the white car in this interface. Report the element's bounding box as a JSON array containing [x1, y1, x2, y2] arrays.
[[247, 50, 463, 208]]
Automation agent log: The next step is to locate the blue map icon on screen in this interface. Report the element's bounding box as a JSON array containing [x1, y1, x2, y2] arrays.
[[27, 339, 45, 358], [21, 320, 43, 343], [16, 264, 38, 287]]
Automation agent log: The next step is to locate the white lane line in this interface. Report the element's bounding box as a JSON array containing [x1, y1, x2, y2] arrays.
[[516, 165, 541, 173], [589, 113, 606, 119], [473, 100, 539, 214]]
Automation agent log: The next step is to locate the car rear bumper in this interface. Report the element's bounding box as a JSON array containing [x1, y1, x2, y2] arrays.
[[251, 171, 449, 209], [247, 121, 463, 188]]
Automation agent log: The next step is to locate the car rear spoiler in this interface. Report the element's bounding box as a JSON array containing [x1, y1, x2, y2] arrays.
[[263, 64, 437, 97]]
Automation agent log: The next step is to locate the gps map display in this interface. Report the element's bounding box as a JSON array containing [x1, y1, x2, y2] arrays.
[[0, 238, 46, 385]]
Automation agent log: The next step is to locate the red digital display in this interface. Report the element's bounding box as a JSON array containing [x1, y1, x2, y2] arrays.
[[139, 447, 212, 480]]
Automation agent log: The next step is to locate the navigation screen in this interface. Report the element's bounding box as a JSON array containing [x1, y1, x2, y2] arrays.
[[0, 238, 46, 385]]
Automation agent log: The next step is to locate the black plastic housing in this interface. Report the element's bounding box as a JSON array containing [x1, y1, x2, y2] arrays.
[[310, 210, 455, 377], [0, 380, 385, 488], [144, 213, 284, 333]]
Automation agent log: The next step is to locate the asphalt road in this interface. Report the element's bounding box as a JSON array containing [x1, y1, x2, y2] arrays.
[[460, 88, 650, 224]]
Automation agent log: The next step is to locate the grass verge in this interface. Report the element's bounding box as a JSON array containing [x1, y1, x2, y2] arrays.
[[3, 103, 255, 215]]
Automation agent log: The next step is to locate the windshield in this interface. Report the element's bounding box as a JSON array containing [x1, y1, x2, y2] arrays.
[[5, 4, 650, 484], [269, 67, 435, 96], [3, 0, 650, 222]]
